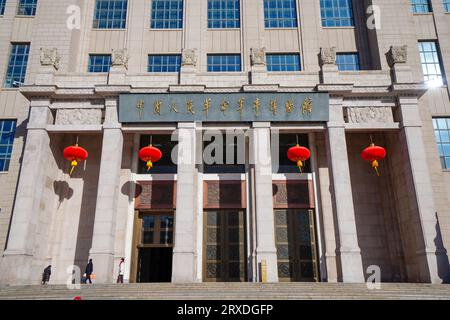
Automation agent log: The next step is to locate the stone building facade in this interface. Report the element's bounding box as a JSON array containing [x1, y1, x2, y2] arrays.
[[0, 0, 450, 285]]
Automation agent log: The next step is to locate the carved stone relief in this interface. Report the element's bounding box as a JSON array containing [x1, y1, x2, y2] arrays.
[[345, 107, 394, 124], [55, 109, 102, 125]]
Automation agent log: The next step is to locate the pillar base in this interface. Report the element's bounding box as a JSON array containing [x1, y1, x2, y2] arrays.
[[171, 251, 197, 283], [88, 251, 115, 284], [338, 248, 365, 283], [0, 253, 39, 286], [256, 248, 279, 283]]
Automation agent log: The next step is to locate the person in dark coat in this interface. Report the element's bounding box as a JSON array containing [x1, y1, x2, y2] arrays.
[[41, 265, 51, 285], [85, 259, 93, 284]]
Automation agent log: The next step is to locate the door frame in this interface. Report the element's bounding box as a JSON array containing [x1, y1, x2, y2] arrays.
[[130, 210, 175, 283]]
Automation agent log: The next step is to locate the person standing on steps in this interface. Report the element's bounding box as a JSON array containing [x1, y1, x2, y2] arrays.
[[85, 259, 93, 284], [117, 258, 125, 284], [41, 265, 51, 285]]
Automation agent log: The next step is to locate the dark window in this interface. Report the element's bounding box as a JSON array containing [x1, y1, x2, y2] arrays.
[[0, 120, 16, 172], [17, 0, 37, 16], [264, 0, 298, 28], [274, 134, 310, 174], [203, 132, 245, 174], [320, 0, 354, 27], [148, 55, 181, 72], [88, 54, 112, 73], [93, 0, 128, 29], [138, 135, 178, 174], [0, 0, 6, 15], [151, 0, 183, 29], [207, 54, 241, 72], [336, 53, 360, 71], [266, 53, 301, 72], [208, 0, 240, 28], [411, 0, 432, 13], [4, 43, 30, 88]]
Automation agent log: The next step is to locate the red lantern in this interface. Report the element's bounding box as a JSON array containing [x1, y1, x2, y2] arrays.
[[63, 144, 88, 175], [139, 145, 162, 171], [361, 143, 386, 176], [287, 145, 311, 172]]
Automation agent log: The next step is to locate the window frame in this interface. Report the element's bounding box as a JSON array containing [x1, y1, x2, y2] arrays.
[[266, 53, 301, 72], [336, 52, 361, 71], [0, 0, 6, 16], [320, 0, 355, 28], [443, 0, 450, 12], [207, 0, 241, 29], [16, 0, 37, 16], [411, 0, 432, 14], [150, 0, 184, 30], [92, 0, 128, 29], [418, 41, 445, 86], [3, 42, 30, 88], [433, 118, 450, 170], [0, 120, 17, 172], [263, 0, 298, 29], [207, 54, 242, 72], [148, 54, 182, 73], [88, 54, 112, 73]]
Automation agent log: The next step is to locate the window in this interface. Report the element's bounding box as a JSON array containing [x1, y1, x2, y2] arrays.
[[266, 53, 301, 72], [0, 120, 16, 172], [443, 0, 450, 12], [274, 134, 310, 173], [151, 0, 183, 29], [88, 54, 112, 73], [138, 135, 177, 174], [207, 54, 241, 72], [336, 53, 360, 71], [148, 55, 181, 72], [17, 0, 37, 16], [433, 118, 450, 169], [93, 0, 127, 29], [264, 0, 298, 28], [411, 0, 431, 13], [320, 0, 354, 27], [4, 43, 30, 88], [0, 0, 6, 15], [418, 41, 444, 85], [203, 132, 245, 174], [208, 0, 240, 28]]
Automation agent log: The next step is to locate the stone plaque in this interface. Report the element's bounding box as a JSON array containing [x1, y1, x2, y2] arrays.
[[119, 92, 329, 123]]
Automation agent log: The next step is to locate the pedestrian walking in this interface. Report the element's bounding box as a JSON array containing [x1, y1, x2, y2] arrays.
[[85, 259, 93, 284], [41, 265, 51, 285], [117, 258, 125, 284]]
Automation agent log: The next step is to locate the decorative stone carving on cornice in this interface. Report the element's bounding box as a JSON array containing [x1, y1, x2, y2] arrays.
[[386, 45, 408, 68], [55, 109, 102, 125], [181, 49, 197, 67], [319, 47, 336, 66], [112, 49, 129, 69], [345, 107, 394, 124], [251, 47, 266, 66], [40, 48, 61, 70]]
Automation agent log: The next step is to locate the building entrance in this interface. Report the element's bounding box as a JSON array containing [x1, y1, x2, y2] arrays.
[[275, 209, 319, 282], [133, 212, 174, 283], [203, 210, 247, 282]]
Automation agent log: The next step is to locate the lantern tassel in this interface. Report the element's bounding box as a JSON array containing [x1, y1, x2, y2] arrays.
[[372, 160, 380, 177], [69, 160, 78, 176], [146, 160, 153, 171], [297, 160, 303, 173]]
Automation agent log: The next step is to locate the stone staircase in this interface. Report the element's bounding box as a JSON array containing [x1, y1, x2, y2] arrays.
[[1, 283, 450, 300]]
